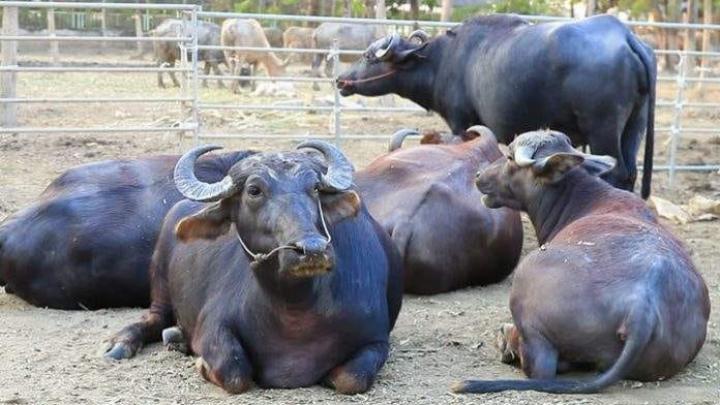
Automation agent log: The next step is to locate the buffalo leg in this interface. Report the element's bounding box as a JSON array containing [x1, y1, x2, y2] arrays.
[[193, 324, 254, 394], [157, 61, 166, 88], [230, 60, 241, 94], [514, 330, 559, 379], [619, 101, 650, 193], [104, 301, 173, 360], [324, 341, 389, 395], [169, 70, 181, 88], [202, 62, 210, 88], [311, 54, 323, 91], [580, 115, 628, 191], [212, 63, 226, 88], [496, 323, 521, 365]]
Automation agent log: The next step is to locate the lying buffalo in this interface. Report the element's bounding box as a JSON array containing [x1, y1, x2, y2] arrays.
[[453, 130, 709, 394], [104, 142, 403, 394], [153, 19, 227, 88], [337, 15, 656, 198], [356, 126, 522, 294], [0, 151, 254, 309]]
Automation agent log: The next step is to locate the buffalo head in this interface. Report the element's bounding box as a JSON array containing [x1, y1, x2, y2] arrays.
[[476, 129, 616, 211], [173, 141, 360, 278], [336, 30, 430, 97]]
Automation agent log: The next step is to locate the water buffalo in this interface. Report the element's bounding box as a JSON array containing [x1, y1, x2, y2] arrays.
[[337, 15, 657, 198], [453, 130, 709, 394], [283, 26, 315, 64], [104, 142, 403, 395], [153, 19, 227, 88], [0, 151, 254, 309], [221, 18, 288, 92], [312, 23, 380, 79], [263, 26, 284, 49], [355, 126, 522, 294]]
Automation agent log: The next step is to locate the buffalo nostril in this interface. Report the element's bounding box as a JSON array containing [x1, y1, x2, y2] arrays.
[[295, 237, 328, 256]]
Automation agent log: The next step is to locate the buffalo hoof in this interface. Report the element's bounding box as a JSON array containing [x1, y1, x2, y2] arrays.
[[496, 323, 519, 365], [162, 326, 188, 354], [103, 341, 135, 360], [325, 367, 372, 395], [195, 357, 253, 394]]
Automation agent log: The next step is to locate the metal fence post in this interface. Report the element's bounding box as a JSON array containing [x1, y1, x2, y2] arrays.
[[1, 5, 19, 128], [668, 51, 687, 189], [331, 39, 341, 145], [190, 5, 200, 146]]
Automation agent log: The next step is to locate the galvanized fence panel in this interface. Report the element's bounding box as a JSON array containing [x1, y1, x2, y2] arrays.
[[1, 1, 719, 190]]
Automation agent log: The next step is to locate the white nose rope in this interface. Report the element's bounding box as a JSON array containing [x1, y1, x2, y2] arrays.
[[235, 197, 332, 263]]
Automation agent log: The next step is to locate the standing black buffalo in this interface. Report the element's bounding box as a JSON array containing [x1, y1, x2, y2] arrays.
[[105, 142, 403, 395], [0, 151, 254, 309], [337, 14, 656, 198]]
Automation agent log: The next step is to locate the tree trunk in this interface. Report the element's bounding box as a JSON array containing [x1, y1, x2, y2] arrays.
[[667, 0, 681, 70], [440, 0, 452, 22], [1, 6, 18, 127], [586, 0, 596, 16], [344, 0, 352, 17], [683, 0, 695, 68], [410, 0, 420, 20], [47, 8, 59, 65]]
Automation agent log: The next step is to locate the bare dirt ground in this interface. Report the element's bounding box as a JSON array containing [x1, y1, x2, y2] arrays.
[[0, 50, 718, 405]]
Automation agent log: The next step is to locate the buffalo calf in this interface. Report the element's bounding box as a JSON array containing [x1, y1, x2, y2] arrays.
[[104, 142, 403, 394], [453, 130, 710, 394]]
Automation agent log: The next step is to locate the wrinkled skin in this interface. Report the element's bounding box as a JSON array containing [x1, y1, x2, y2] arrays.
[[153, 19, 227, 88], [104, 150, 403, 395], [453, 130, 709, 394], [355, 127, 522, 294], [0, 152, 253, 309], [221, 19, 287, 93], [338, 14, 656, 198]]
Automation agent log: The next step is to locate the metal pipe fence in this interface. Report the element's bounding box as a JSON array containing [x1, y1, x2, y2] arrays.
[[1, 1, 719, 189]]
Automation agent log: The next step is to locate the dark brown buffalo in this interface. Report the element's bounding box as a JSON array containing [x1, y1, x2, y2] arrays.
[[0, 152, 252, 309], [454, 130, 710, 394], [104, 142, 403, 395], [355, 126, 523, 294]]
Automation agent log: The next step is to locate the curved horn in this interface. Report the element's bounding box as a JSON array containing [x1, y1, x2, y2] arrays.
[[408, 29, 430, 44], [513, 145, 536, 167], [389, 128, 419, 152], [375, 33, 399, 60], [465, 125, 496, 140], [174, 145, 236, 202], [297, 141, 354, 191]]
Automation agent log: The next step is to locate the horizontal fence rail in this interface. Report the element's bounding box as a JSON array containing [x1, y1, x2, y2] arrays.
[[1, 0, 719, 189]]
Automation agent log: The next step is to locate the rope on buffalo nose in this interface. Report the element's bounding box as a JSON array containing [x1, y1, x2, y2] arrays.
[[235, 197, 332, 263]]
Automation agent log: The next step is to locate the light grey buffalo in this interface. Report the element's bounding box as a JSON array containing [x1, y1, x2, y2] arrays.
[[152, 19, 226, 88], [311, 23, 380, 81]]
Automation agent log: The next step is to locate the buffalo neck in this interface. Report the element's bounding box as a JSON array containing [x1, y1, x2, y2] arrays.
[[524, 170, 609, 245]]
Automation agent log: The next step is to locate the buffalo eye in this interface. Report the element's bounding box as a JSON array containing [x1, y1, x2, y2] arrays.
[[246, 185, 262, 197]]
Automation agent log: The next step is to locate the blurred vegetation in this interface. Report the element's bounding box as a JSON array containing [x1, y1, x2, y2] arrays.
[[6, 0, 720, 31]]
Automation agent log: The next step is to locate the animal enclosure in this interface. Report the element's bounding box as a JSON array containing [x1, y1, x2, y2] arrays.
[[0, 2, 718, 404]]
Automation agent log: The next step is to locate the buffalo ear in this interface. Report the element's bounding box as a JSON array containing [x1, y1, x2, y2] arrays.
[[581, 154, 616, 177], [320, 190, 361, 225], [175, 200, 232, 242], [532, 153, 584, 183], [394, 43, 428, 62]]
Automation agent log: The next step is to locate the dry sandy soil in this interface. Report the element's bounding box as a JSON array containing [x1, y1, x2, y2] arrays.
[[0, 50, 718, 405]]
